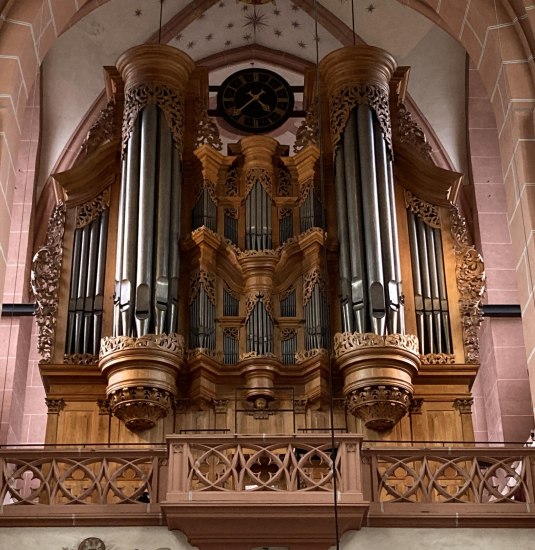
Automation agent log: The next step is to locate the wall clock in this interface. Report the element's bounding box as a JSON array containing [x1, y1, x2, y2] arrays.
[[217, 68, 294, 134]]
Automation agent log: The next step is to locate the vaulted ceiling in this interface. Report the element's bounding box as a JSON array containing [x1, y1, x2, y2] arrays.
[[39, 0, 467, 189]]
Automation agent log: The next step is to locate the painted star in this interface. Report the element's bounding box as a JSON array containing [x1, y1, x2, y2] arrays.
[[274, 28, 282, 37], [187, 40, 195, 49], [224, 39, 232, 46], [205, 33, 214, 41], [367, 4, 376, 12], [226, 21, 234, 28], [243, 33, 252, 41], [243, 7, 269, 33], [298, 40, 306, 48], [291, 3, 299, 11], [134, 8, 142, 16], [273, 8, 281, 16], [175, 33, 183, 41], [291, 20, 300, 28]]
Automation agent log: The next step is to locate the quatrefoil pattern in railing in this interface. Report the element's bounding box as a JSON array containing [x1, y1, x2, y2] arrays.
[[186, 443, 337, 491], [375, 455, 528, 503], [1, 456, 157, 505]]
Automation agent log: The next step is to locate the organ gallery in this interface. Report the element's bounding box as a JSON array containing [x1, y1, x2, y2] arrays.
[[32, 42, 485, 445]]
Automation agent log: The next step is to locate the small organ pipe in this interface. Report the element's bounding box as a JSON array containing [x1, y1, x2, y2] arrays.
[[83, 218, 100, 352], [387, 158, 404, 333], [93, 208, 108, 355], [334, 145, 353, 333], [66, 228, 82, 353], [168, 149, 181, 333], [374, 120, 399, 335], [114, 161, 126, 336], [357, 105, 385, 334], [426, 223, 443, 352], [343, 108, 367, 332], [434, 228, 452, 353], [121, 117, 141, 336], [75, 224, 90, 353], [155, 111, 172, 334], [135, 104, 158, 336], [416, 218, 434, 353], [408, 213, 425, 353]]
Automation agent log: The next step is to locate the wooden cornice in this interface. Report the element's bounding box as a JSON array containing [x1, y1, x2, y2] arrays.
[[394, 141, 463, 206], [53, 139, 120, 207]]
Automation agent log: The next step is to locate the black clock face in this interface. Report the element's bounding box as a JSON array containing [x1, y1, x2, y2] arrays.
[[217, 68, 294, 134]]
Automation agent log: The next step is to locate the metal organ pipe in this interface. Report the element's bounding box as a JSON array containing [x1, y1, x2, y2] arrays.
[[168, 148, 181, 334], [114, 162, 126, 336], [342, 109, 366, 333], [120, 118, 141, 336], [155, 110, 172, 334], [357, 105, 386, 334], [93, 208, 108, 355], [135, 104, 158, 336], [408, 213, 425, 353]]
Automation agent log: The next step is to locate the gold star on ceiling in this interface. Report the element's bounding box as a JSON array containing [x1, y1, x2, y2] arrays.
[[243, 7, 269, 33]]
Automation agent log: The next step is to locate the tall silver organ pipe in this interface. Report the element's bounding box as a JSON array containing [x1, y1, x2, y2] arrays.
[[334, 105, 403, 335], [247, 301, 273, 355], [114, 106, 182, 337], [245, 181, 272, 250], [66, 207, 109, 355], [407, 210, 452, 354]]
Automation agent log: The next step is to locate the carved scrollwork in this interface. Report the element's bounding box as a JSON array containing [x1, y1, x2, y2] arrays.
[[223, 327, 240, 340], [279, 207, 292, 220], [295, 348, 328, 364], [189, 270, 216, 305], [245, 291, 274, 320], [186, 348, 224, 361], [31, 202, 66, 364], [329, 84, 391, 153], [63, 353, 99, 365], [225, 207, 239, 219], [420, 353, 455, 365], [100, 333, 185, 356], [244, 167, 273, 198], [108, 386, 173, 431], [237, 248, 279, 260], [346, 385, 412, 431], [280, 328, 297, 341], [122, 84, 185, 155], [277, 164, 292, 196], [294, 105, 319, 153], [404, 189, 441, 228], [239, 351, 277, 360], [333, 332, 419, 358], [76, 188, 111, 228], [195, 178, 219, 205], [398, 103, 433, 162], [225, 165, 240, 196], [194, 99, 223, 151], [298, 177, 315, 205], [303, 268, 326, 305], [451, 206, 485, 363], [213, 399, 229, 414], [80, 99, 119, 157]]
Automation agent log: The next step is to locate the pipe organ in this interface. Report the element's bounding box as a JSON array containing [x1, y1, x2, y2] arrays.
[[33, 44, 484, 445]]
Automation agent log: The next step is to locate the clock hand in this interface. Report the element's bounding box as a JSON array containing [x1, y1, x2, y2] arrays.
[[256, 99, 271, 112], [230, 90, 266, 115]]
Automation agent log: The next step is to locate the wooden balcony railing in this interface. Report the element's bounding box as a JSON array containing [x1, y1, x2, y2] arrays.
[[2, 440, 535, 537], [362, 446, 535, 527], [0, 447, 167, 525]]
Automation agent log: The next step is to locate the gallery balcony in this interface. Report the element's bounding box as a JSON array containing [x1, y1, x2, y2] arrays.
[[1, 436, 535, 548]]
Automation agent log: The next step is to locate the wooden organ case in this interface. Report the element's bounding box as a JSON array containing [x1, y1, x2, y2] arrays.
[[33, 44, 485, 446]]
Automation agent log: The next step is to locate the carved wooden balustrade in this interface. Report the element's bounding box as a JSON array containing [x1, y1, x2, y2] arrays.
[[362, 446, 535, 527], [2, 441, 535, 535], [0, 447, 167, 525]]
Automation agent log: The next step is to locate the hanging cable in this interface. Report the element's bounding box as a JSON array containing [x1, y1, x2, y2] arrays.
[[351, 0, 356, 45], [313, 0, 340, 548], [158, 0, 164, 44]]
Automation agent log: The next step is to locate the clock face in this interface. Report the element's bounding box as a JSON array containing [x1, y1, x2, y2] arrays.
[[217, 68, 294, 134]]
